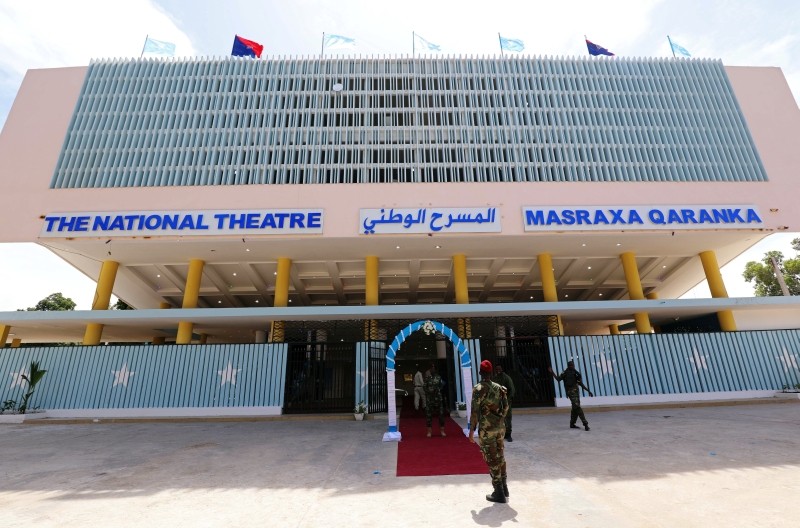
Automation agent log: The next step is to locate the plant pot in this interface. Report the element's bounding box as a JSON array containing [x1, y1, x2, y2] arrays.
[[457, 409, 467, 418], [354, 413, 365, 421], [0, 410, 48, 424], [776, 391, 800, 399]]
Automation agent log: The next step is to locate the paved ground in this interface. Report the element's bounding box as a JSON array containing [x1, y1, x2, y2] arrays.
[[2, 400, 799, 528]]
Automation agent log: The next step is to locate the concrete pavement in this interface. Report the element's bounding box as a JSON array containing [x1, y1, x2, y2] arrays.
[[2, 400, 799, 527]]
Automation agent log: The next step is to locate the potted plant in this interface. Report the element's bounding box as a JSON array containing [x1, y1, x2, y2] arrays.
[[0, 361, 47, 423], [456, 401, 468, 418], [353, 401, 367, 420], [776, 383, 800, 399]]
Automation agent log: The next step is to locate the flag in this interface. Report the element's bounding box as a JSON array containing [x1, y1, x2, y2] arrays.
[[142, 37, 176, 57], [586, 39, 614, 56], [499, 36, 525, 52], [324, 34, 356, 50], [232, 35, 264, 58], [415, 33, 441, 52], [669, 37, 691, 57]]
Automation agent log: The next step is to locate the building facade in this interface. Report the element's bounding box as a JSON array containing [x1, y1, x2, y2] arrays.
[[1, 56, 799, 415]]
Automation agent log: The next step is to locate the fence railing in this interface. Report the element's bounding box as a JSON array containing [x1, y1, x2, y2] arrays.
[[0, 343, 287, 415], [548, 330, 800, 401]]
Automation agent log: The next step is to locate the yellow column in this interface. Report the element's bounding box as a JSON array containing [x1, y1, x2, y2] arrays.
[[83, 260, 120, 345], [538, 253, 558, 302], [11, 338, 22, 348], [453, 254, 471, 338], [365, 256, 379, 340], [270, 257, 292, 343], [176, 259, 205, 344], [609, 324, 620, 335], [699, 250, 737, 331], [0, 325, 10, 348], [620, 252, 652, 334], [538, 252, 562, 336], [152, 302, 171, 345], [646, 291, 658, 300]]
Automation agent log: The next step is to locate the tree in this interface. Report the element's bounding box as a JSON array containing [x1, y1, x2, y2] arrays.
[[742, 238, 800, 296], [112, 299, 134, 310], [24, 292, 77, 311]]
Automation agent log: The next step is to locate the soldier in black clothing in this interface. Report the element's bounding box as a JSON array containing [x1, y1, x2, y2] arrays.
[[549, 360, 593, 431]]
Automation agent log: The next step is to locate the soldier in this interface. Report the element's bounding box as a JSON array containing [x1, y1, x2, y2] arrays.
[[468, 359, 510, 503], [493, 364, 516, 442], [413, 364, 426, 413], [424, 363, 446, 438], [549, 360, 594, 431]]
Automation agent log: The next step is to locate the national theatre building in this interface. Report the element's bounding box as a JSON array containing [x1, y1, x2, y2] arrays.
[[1, 56, 798, 420]]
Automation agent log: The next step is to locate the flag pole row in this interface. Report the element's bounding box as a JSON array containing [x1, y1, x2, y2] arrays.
[[141, 34, 692, 59]]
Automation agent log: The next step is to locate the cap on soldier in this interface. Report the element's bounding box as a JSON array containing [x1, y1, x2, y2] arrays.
[[567, 360, 575, 366], [480, 360, 493, 373]]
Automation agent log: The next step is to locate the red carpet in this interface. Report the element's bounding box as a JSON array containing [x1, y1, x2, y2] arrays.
[[396, 401, 487, 477]]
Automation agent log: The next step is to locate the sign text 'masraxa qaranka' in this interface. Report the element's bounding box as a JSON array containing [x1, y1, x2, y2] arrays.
[[40, 209, 324, 238], [522, 205, 764, 231]]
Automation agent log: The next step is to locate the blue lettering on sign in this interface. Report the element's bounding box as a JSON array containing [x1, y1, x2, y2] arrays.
[[42, 211, 324, 236], [522, 207, 762, 229]]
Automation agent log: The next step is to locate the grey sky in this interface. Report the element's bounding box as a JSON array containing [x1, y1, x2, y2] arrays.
[[0, 0, 798, 309]]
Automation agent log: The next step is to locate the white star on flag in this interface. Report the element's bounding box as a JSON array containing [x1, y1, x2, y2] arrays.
[[777, 347, 799, 373], [595, 352, 616, 375], [689, 348, 708, 372], [218, 362, 241, 386], [9, 367, 28, 388], [112, 363, 135, 387]]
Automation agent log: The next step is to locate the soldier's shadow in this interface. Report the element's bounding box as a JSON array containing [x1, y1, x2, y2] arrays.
[[470, 505, 519, 527]]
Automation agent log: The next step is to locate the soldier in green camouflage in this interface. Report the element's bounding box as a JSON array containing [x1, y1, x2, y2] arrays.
[[549, 360, 593, 431], [424, 363, 446, 438], [468, 359, 510, 503]]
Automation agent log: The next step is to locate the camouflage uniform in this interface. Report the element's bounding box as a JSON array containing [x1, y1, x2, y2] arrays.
[[493, 370, 515, 438], [470, 379, 509, 487], [424, 372, 446, 428], [554, 367, 589, 427]]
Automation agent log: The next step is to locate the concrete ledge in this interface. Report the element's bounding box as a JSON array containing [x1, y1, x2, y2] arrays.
[[44, 406, 282, 419], [0, 411, 48, 424], [555, 390, 776, 408]]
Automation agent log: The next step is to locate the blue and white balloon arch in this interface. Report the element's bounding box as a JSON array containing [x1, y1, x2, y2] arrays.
[[383, 319, 475, 441]]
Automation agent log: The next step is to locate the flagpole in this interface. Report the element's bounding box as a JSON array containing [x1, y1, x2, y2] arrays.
[[667, 35, 676, 58], [140, 34, 149, 58], [321, 32, 325, 58], [412, 31, 416, 57], [498, 33, 503, 57]]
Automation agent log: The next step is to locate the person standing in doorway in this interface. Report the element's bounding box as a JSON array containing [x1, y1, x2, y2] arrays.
[[549, 360, 593, 431], [413, 364, 427, 413], [424, 363, 446, 437], [468, 359, 509, 503], [493, 364, 516, 442]]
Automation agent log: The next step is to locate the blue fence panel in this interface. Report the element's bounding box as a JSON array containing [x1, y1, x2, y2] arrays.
[[548, 330, 800, 398]]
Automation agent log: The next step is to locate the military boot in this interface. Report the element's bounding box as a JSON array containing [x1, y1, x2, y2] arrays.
[[485, 482, 507, 503], [501, 475, 509, 498]]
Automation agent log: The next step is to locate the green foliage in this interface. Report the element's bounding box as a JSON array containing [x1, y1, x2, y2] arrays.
[[24, 292, 76, 311], [742, 238, 800, 297], [353, 401, 367, 414], [112, 299, 134, 310], [18, 361, 47, 414], [1, 400, 16, 414], [457, 401, 467, 410]]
